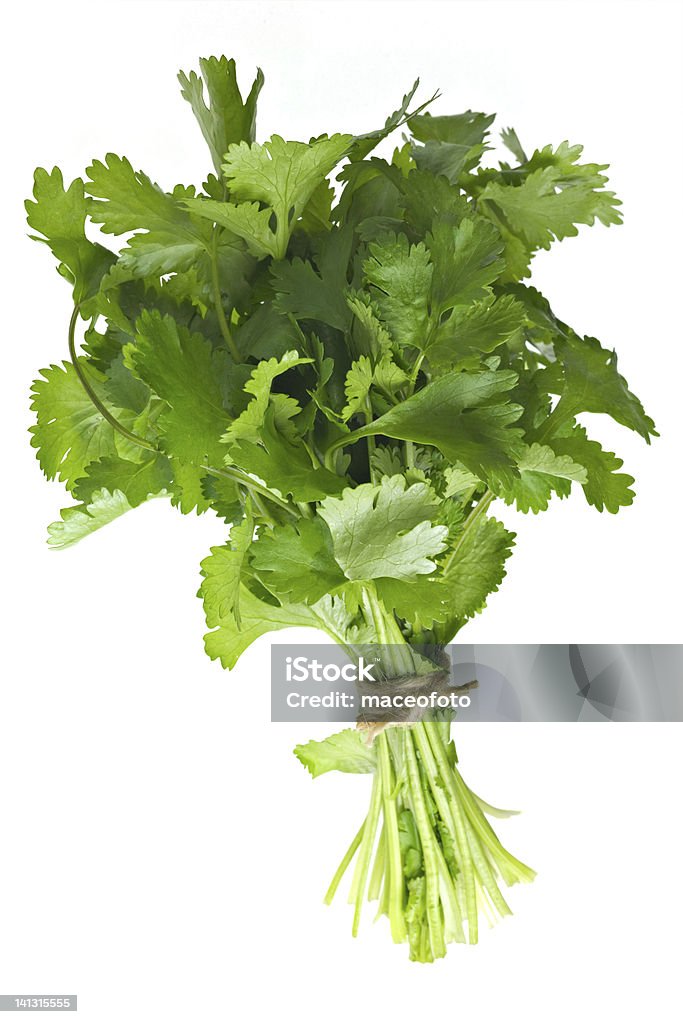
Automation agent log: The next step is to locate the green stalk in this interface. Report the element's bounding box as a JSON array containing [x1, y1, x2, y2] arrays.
[[350, 771, 383, 936], [411, 724, 465, 941], [377, 732, 407, 942], [209, 229, 241, 363], [417, 726, 512, 917], [368, 824, 386, 902], [360, 584, 412, 678], [324, 820, 365, 906], [364, 396, 379, 484], [450, 762, 537, 885], [419, 723, 479, 943], [403, 729, 446, 958]]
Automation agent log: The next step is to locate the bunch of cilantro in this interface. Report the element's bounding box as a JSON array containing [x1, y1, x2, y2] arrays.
[[27, 56, 655, 961]]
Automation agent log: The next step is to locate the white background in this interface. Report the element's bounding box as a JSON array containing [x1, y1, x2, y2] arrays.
[[1, 2, 682, 1021]]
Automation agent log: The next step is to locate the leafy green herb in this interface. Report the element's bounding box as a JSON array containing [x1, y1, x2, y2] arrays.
[[28, 56, 654, 963]]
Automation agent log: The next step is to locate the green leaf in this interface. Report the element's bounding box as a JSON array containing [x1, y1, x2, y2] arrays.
[[341, 356, 374, 421], [398, 168, 471, 236], [123, 311, 231, 465], [220, 133, 352, 258], [297, 178, 335, 233], [199, 502, 253, 629], [409, 110, 495, 148], [251, 518, 345, 604], [442, 514, 515, 621], [479, 162, 621, 252], [178, 56, 264, 176], [428, 294, 525, 370], [524, 141, 619, 191], [223, 351, 312, 445], [319, 476, 447, 581], [102, 355, 151, 414], [408, 112, 493, 185], [86, 154, 198, 236], [377, 575, 450, 628], [382, 511, 515, 630], [500, 126, 527, 164], [443, 464, 482, 497], [427, 218, 505, 313], [346, 291, 393, 356], [73, 454, 172, 506], [182, 197, 276, 260], [234, 304, 301, 361], [229, 414, 346, 503], [550, 334, 656, 441], [294, 729, 377, 778], [363, 233, 433, 350], [169, 459, 213, 515], [348, 369, 524, 487], [201, 471, 243, 521], [200, 580, 325, 669], [373, 354, 408, 396], [497, 442, 587, 513], [272, 253, 352, 332], [30, 360, 119, 491], [47, 488, 137, 549], [26, 168, 115, 305], [500, 282, 569, 347], [85, 155, 210, 279], [547, 425, 635, 513], [370, 445, 404, 480]]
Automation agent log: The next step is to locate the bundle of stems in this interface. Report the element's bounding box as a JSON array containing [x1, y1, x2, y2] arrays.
[[321, 615, 535, 963]]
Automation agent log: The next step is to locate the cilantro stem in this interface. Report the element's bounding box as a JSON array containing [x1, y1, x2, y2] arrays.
[[410, 726, 464, 942], [361, 584, 414, 678], [324, 819, 366, 905], [441, 488, 494, 576], [367, 823, 386, 902], [408, 351, 425, 393], [419, 724, 478, 943], [364, 396, 378, 484], [209, 230, 241, 363], [350, 771, 383, 936], [403, 351, 426, 471], [403, 729, 446, 958], [443, 751, 536, 886], [199, 464, 298, 518], [241, 486, 276, 528], [376, 732, 407, 943]]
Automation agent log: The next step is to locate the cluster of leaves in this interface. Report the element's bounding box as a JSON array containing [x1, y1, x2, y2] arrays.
[[28, 56, 655, 667]]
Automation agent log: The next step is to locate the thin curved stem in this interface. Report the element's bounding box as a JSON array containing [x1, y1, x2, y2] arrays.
[[210, 230, 241, 363], [200, 464, 297, 517]]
